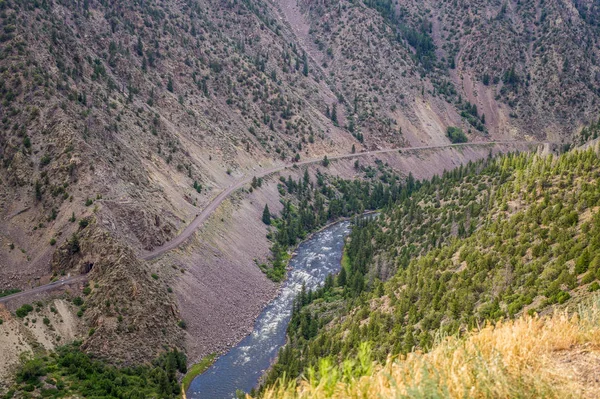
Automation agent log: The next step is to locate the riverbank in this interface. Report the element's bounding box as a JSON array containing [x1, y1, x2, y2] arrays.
[[275, 210, 380, 278], [184, 213, 379, 396], [185, 220, 352, 398], [182, 353, 217, 397], [179, 215, 361, 385]]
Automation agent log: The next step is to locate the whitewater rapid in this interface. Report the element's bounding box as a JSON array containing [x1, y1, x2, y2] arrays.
[[187, 220, 351, 398]]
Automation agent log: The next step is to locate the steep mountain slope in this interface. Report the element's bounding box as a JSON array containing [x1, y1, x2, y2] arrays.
[[261, 145, 600, 394], [0, 0, 598, 379], [260, 298, 600, 398], [279, 0, 600, 143]]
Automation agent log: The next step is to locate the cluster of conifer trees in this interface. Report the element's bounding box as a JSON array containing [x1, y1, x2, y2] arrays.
[[261, 165, 415, 281]]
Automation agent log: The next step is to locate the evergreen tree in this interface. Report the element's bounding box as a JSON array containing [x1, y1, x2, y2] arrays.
[[331, 103, 338, 125], [262, 204, 271, 225], [302, 52, 309, 76], [337, 266, 347, 287], [136, 36, 143, 56]]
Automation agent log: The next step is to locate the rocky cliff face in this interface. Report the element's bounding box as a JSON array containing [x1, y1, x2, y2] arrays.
[[0, 0, 598, 367], [290, 0, 600, 142]]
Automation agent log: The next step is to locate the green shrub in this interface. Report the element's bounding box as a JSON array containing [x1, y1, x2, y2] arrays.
[[11, 344, 186, 397], [40, 154, 51, 167], [0, 288, 20, 298], [16, 357, 44, 384], [68, 233, 80, 254], [72, 297, 83, 306], [15, 304, 33, 318], [507, 300, 524, 317], [446, 126, 468, 143]]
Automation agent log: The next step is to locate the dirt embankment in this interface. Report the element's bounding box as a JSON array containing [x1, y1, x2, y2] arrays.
[[0, 299, 85, 386]]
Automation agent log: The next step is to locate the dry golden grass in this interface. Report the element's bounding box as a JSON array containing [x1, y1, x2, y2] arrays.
[[258, 298, 600, 398]]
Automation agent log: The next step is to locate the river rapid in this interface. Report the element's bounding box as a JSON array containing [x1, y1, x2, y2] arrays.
[[187, 220, 352, 398]]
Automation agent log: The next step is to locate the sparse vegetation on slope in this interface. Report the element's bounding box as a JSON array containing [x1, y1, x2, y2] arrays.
[[577, 114, 600, 146]]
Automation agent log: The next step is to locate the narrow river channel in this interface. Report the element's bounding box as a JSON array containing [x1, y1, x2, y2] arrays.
[[187, 220, 352, 398]]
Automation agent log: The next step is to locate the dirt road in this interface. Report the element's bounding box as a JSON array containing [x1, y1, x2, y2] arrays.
[[0, 140, 541, 303], [141, 140, 541, 260], [0, 275, 87, 304]]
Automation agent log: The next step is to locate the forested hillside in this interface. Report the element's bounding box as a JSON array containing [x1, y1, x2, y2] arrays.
[[260, 145, 600, 396]]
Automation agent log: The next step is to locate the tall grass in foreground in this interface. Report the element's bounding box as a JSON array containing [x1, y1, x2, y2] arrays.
[[258, 296, 600, 398]]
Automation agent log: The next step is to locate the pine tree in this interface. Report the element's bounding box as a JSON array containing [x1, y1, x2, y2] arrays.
[[331, 103, 338, 125], [136, 36, 143, 56], [302, 52, 309, 76], [262, 204, 271, 225], [337, 266, 347, 287]]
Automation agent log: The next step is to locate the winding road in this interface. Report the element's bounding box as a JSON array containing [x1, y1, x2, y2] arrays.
[[142, 140, 542, 259], [0, 140, 542, 304], [0, 276, 87, 304]]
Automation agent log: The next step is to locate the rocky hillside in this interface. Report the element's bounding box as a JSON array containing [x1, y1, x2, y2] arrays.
[[290, 0, 600, 142], [0, 0, 598, 376]]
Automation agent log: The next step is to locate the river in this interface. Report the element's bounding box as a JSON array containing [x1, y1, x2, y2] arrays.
[[187, 220, 352, 398]]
